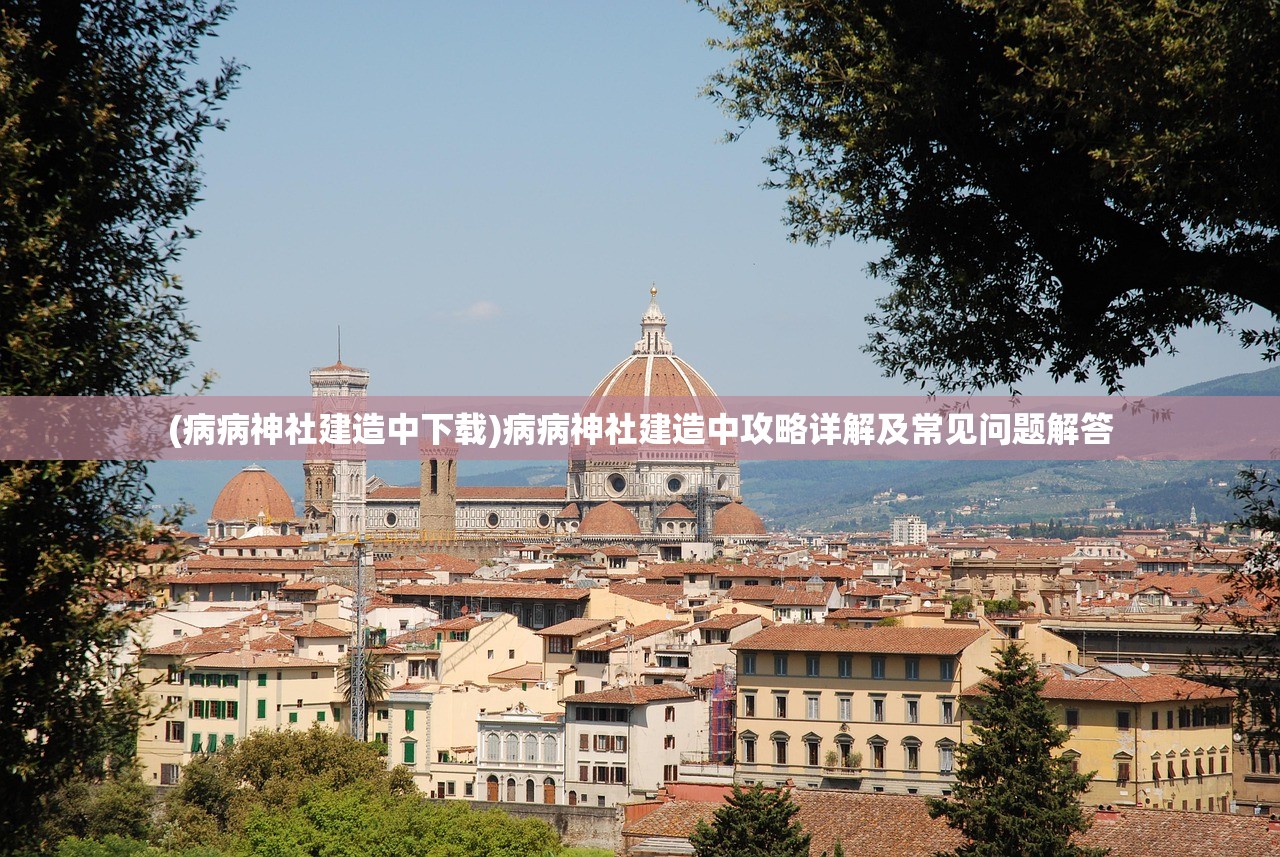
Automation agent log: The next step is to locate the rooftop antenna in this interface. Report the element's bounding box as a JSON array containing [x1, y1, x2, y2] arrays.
[[337, 325, 342, 363]]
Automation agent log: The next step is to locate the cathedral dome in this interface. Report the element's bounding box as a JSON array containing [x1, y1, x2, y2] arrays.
[[579, 501, 642, 536], [713, 500, 766, 536], [587, 289, 721, 405], [211, 465, 295, 522]]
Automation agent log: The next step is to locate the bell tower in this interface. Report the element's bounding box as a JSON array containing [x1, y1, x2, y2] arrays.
[[419, 445, 458, 538], [306, 355, 370, 535]]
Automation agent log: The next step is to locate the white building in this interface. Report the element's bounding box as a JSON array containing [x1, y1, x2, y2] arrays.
[[475, 703, 565, 805], [563, 684, 703, 807], [891, 515, 927, 546]]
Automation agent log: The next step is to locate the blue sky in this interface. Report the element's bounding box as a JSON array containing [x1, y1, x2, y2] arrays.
[[174, 0, 1269, 401]]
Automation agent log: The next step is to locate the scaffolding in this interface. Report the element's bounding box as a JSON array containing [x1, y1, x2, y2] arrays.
[[709, 664, 737, 763]]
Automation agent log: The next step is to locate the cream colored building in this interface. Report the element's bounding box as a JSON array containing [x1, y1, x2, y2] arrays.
[[732, 625, 999, 795]]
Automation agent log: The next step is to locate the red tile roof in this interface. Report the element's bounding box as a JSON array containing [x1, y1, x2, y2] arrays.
[[693, 613, 762, 631], [733, 625, 988, 655], [292, 621, 350, 639], [187, 651, 332, 669], [386, 582, 591, 600], [563, 684, 696, 705], [488, 663, 545, 682], [167, 572, 287, 585], [577, 620, 690, 652], [1028, 666, 1236, 704], [536, 617, 615, 637]]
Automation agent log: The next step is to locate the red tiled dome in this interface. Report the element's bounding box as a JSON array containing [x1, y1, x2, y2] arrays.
[[657, 502, 697, 519], [579, 501, 641, 536], [211, 465, 295, 522], [714, 501, 766, 536]]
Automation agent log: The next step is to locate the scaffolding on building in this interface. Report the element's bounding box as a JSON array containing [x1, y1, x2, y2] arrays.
[[709, 664, 737, 763]]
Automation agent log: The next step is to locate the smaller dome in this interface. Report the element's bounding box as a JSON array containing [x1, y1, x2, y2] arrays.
[[657, 502, 697, 520], [714, 500, 766, 536], [579, 501, 641, 536], [211, 465, 295, 522]]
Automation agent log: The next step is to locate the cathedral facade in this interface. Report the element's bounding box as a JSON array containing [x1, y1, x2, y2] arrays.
[[301, 291, 767, 554]]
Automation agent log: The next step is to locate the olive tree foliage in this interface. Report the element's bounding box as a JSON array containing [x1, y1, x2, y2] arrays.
[[0, 0, 237, 847], [698, 0, 1280, 393]]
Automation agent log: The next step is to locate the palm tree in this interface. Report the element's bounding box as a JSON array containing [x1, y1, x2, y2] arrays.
[[337, 650, 392, 741]]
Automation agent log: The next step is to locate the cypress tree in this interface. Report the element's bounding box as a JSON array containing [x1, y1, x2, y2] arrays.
[[691, 782, 810, 857], [928, 644, 1106, 857]]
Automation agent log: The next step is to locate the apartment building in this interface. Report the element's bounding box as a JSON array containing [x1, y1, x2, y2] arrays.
[[475, 704, 566, 804], [1035, 663, 1235, 811], [563, 684, 703, 806], [732, 625, 998, 795]]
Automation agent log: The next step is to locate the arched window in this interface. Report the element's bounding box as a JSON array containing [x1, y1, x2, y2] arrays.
[[506, 778, 517, 802], [543, 777, 557, 804], [486, 775, 499, 802], [835, 733, 853, 767], [902, 736, 921, 771], [868, 735, 886, 769], [505, 734, 519, 761], [485, 732, 500, 761], [526, 779, 536, 802], [524, 734, 538, 762], [543, 735, 558, 764], [803, 733, 821, 767]]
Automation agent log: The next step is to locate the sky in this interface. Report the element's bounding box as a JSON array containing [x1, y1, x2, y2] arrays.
[[173, 0, 1271, 403]]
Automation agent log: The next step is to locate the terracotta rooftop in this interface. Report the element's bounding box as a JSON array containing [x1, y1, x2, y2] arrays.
[[186, 651, 331, 669], [733, 625, 988, 655], [577, 620, 690, 652], [693, 613, 763, 631], [292, 621, 350, 639], [563, 684, 696, 705], [657, 502, 697, 519], [144, 627, 247, 656], [624, 791, 1280, 857], [1025, 665, 1236, 704], [167, 572, 288, 586], [184, 555, 317, 572], [488, 663, 545, 683]]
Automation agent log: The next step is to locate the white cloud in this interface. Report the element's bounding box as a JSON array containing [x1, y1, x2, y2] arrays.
[[454, 300, 502, 322]]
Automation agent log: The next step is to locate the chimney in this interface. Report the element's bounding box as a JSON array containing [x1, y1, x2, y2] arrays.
[[1095, 805, 1121, 821], [1269, 815, 1280, 833]]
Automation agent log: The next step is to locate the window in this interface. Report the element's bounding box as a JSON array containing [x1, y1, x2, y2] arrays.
[[525, 735, 538, 762], [405, 709, 415, 732], [1153, 762, 1161, 782], [1208, 755, 1215, 775], [614, 766, 627, 784], [665, 706, 676, 722], [1182, 758, 1191, 778], [1116, 710, 1131, 730], [774, 736, 788, 765], [165, 721, 184, 743], [595, 735, 610, 752], [317, 710, 325, 722], [871, 697, 885, 723], [223, 674, 238, 687], [870, 740, 886, 769], [806, 654, 820, 677], [939, 744, 955, 774], [167, 665, 185, 685], [665, 735, 676, 749], [774, 654, 789, 676], [743, 736, 756, 763], [288, 712, 298, 723], [939, 658, 955, 681], [1178, 707, 1191, 728], [1117, 761, 1131, 787], [837, 695, 852, 722], [806, 695, 820, 720], [775, 694, 788, 719], [487, 649, 494, 660], [1168, 760, 1176, 780], [1151, 711, 1160, 730], [486, 733, 500, 760], [593, 766, 608, 783], [579, 765, 589, 782], [257, 672, 267, 687], [1196, 757, 1205, 778], [376, 709, 389, 721], [906, 699, 919, 724], [905, 743, 920, 771], [1168, 709, 1175, 729], [507, 735, 520, 761], [940, 698, 955, 725], [1065, 709, 1079, 729], [905, 657, 920, 680], [508, 649, 515, 659], [544, 735, 559, 764], [806, 738, 820, 767], [161, 763, 180, 785], [742, 653, 756, 675], [838, 655, 852, 678], [871, 656, 885, 679], [663, 764, 677, 782], [190, 732, 202, 753], [465, 782, 474, 797], [743, 693, 756, 718], [579, 733, 589, 751]]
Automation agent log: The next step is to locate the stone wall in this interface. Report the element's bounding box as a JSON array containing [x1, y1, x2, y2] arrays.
[[467, 801, 622, 852]]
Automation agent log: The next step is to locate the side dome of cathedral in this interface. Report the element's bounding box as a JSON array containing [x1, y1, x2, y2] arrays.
[[208, 464, 298, 540], [714, 499, 766, 537], [578, 501, 642, 537]]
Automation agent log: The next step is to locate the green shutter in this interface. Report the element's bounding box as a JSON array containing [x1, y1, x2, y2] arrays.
[[257, 699, 267, 719], [289, 711, 298, 723], [257, 672, 267, 687], [223, 734, 234, 748], [225, 674, 238, 687], [317, 710, 325, 722], [403, 742, 415, 765], [333, 706, 341, 722], [405, 709, 415, 732], [190, 732, 201, 753], [227, 701, 238, 719], [206, 734, 217, 752]]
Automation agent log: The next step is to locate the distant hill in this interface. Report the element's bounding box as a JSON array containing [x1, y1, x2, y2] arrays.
[[1163, 365, 1280, 396]]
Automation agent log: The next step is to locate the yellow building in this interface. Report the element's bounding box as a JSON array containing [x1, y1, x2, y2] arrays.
[[1032, 664, 1236, 812], [732, 625, 999, 794], [137, 645, 340, 786]]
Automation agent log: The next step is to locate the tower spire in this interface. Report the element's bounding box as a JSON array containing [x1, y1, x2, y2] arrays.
[[337, 325, 342, 364]]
